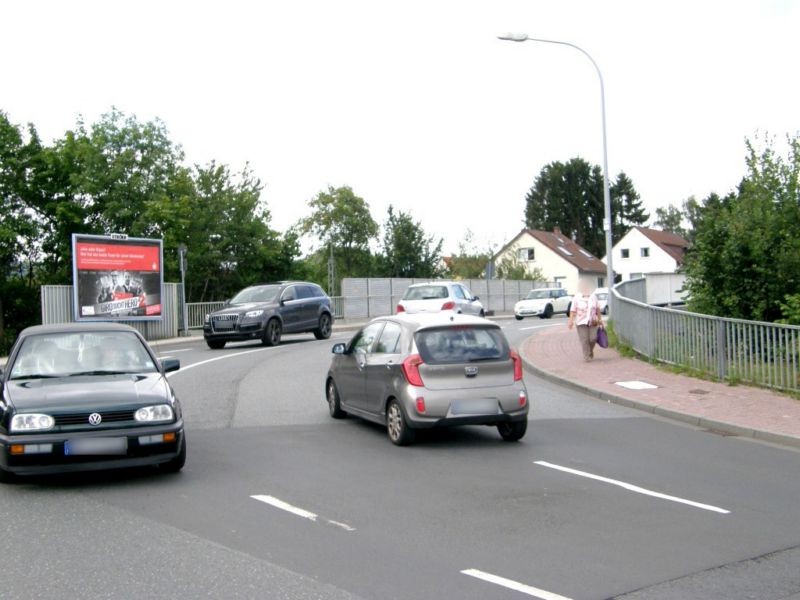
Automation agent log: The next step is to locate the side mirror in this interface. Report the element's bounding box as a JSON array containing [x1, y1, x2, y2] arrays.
[[161, 358, 181, 373], [473, 295, 480, 301], [332, 343, 347, 355]]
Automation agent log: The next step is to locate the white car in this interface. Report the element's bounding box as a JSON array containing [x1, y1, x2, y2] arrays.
[[594, 287, 609, 315], [397, 282, 485, 317], [514, 287, 571, 320]]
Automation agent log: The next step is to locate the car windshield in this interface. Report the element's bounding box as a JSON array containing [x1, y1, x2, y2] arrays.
[[230, 285, 281, 304], [8, 331, 157, 380], [596, 293, 608, 300], [525, 290, 551, 300], [404, 285, 449, 300], [415, 325, 509, 364]]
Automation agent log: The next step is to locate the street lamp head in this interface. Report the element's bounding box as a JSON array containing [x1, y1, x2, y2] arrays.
[[497, 33, 529, 42]]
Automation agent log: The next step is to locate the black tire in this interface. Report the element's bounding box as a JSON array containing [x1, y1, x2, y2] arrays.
[[479, 310, 485, 318], [386, 399, 415, 446], [603, 306, 609, 315], [206, 339, 226, 350], [314, 313, 332, 340], [160, 436, 186, 473], [262, 318, 282, 346], [326, 378, 347, 419], [0, 467, 14, 484], [515, 315, 523, 321], [497, 420, 528, 442], [566, 302, 572, 316], [543, 304, 554, 319]]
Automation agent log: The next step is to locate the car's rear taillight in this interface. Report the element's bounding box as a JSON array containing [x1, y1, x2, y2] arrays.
[[396, 304, 405, 313], [441, 301, 455, 310], [510, 349, 523, 381], [401, 354, 425, 386]]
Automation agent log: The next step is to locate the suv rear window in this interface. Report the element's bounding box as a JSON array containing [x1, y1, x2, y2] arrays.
[[415, 325, 509, 364], [404, 285, 449, 300]]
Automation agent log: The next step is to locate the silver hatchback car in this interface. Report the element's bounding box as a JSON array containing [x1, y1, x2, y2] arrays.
[[396, 281, 485, 317], [325, 313, 529, 445]]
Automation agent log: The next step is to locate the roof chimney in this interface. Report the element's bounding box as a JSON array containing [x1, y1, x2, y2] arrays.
[[553, 226, 561, 235]]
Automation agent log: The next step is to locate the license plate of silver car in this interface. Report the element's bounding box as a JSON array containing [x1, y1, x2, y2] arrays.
[[449, 399, 500, 415], [64, 437, 128, 456]]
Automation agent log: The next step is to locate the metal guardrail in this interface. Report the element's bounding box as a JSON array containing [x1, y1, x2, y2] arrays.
[[613, 281, 800, 392]]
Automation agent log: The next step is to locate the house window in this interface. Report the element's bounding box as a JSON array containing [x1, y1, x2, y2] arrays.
[[597, 277, 605, 288], [621, 248, 630, 259], [641, 247, 650, 258], [518, 248, 534, 261]]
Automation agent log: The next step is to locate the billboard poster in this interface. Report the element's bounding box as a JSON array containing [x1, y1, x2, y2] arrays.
[[72, 234, 164, 321]]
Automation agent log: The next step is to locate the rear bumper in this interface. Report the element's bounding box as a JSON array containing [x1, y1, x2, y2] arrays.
[[407, 409, 529, 430]]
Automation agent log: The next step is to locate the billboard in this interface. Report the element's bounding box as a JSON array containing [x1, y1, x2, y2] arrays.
[[72, 234, 164, 321]]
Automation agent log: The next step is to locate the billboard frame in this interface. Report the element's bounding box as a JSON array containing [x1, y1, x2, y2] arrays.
[[71, 233, 165, 322]]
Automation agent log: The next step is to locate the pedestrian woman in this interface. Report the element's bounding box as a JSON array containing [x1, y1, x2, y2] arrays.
[[568, 282, 604, 361]]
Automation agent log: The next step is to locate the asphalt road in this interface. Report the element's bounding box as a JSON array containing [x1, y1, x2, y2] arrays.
[[2, 317, 800, 600]]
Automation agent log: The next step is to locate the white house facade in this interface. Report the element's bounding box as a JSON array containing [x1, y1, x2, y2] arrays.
[[493, 228, 606, 293], [604, 227, 689, 281]]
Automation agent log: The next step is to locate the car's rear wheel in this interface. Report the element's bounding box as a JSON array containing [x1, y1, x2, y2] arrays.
[[262, 318, 282, 346], [0, 466, 14, 484], [515, 315, 523, 321], [543, 304, 554, 319], [386, 399, 415, 446], [326, 378, 347, 419], [497, 420, 527, 442], [603, 306, 609, 315], [206, 339, 226, 350], [314, 313, 332, 340], [160, 436, 186, 473]]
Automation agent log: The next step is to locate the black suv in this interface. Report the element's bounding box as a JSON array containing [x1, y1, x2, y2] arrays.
[[203, 282, 334, 349]]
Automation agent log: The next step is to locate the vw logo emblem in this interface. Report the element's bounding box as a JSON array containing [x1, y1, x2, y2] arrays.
[[88, 413, 102, 426]]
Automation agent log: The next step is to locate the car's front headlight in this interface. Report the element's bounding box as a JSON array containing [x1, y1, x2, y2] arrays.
[[11, 413, 55, 432], [204, 313, 210, 323], [134, 405, 175, 423], [244, 310, 264, 318]]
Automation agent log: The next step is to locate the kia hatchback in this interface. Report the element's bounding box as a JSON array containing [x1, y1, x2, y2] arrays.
[[325, 313, 528, 445]]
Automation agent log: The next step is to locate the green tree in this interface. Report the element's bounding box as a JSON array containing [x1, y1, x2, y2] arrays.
[[378, 205, 443, 278], [494, 251, 545, 281], [685, 134, 800, 321], [524, 157, 648, 258], [299, 186, 378, 290], [447, 230, 492, 279], [653, 204, 687, 237]]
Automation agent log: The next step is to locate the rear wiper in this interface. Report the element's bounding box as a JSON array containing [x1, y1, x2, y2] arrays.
[[69, 370, 130, 376], [467, 356, 502, 362]]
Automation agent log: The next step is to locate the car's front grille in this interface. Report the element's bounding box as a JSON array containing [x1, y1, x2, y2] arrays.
[[54, 410, 135, 427], [212, 314, 239, 331]]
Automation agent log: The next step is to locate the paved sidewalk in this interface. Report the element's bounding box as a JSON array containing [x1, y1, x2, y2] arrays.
[[521, 324, 800, 450]]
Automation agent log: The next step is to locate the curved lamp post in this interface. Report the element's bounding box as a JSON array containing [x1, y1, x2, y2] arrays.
[[498, 33, 614, 290]]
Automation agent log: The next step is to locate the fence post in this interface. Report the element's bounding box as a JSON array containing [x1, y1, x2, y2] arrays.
[[716, 319, 727, 379]]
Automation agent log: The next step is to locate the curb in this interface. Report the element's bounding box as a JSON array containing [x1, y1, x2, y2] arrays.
[[519, 337, 800, 451]]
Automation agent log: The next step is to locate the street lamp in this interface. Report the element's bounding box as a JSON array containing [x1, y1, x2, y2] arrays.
[[498, 33, 614, 291]]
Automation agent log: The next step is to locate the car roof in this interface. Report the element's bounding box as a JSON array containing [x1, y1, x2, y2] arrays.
[[19, 322, 141, 337], [371, 312, 496, 331]]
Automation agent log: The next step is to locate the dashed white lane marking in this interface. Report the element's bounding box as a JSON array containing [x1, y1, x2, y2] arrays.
[[461, 569, 572, 600], [519, 323, 563, 331], [163, 348, 193, 353], [250, 495, 356, 531], [534, 461, 730, 514], [166, 347, 271, 378]]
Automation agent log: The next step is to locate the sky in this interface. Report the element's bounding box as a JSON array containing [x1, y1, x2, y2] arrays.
[[2, 0, 798, 256]]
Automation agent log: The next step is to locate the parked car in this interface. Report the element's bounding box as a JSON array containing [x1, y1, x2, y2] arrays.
[[203, 281, 333, 349], [396, 281, 484, 317], [0, 322, 185, 482], [594, 287, 610, 315], [325, 313, 528, 445], [514, 287, 571, 320]]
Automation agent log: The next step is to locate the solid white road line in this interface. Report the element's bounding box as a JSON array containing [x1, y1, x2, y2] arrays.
[[163, 348, 193, 353], [166, 347, 271, 378], [519, 323, 563, 331], [534, 461, 731, 514], [250, 495, 356, 531], [461, 569, 572, 600]]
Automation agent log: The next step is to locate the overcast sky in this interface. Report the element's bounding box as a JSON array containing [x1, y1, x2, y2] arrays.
[[2, 0, 798, 255]]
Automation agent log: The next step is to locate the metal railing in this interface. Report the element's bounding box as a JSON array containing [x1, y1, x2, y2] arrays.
[[185, 301, 226, 329], [613, 281, 800, 392]]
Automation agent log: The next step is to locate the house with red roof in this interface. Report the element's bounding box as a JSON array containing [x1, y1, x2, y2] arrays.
[[603, 226, 689, 282]]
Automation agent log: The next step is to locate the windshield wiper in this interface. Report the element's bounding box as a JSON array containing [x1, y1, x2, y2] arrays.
[[9, 374, 61, 381], [69, 370, 131, 376]]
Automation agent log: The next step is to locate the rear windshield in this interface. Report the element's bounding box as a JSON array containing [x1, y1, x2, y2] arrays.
[[230, 285, 281, 304], [415, 325, 509, 364], [403, 285, 449, 300]]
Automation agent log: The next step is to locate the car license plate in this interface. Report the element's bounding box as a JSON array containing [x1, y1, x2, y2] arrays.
[[64, 437, 128, 456], [449, 399, 500, 415]]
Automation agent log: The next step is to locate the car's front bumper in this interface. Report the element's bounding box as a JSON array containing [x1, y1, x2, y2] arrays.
[[514, 305, 545, 317], [203, 321, 266, 342], [0, 421, 184, 476]]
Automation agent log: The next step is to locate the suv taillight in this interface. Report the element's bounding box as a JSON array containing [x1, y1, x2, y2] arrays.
[[441, 301, 455, 310], [510, 349, 523, 381], [401, 354, 425, 387]]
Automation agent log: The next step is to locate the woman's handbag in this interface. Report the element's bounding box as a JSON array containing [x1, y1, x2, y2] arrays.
[[596, 327, 609, 349]]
